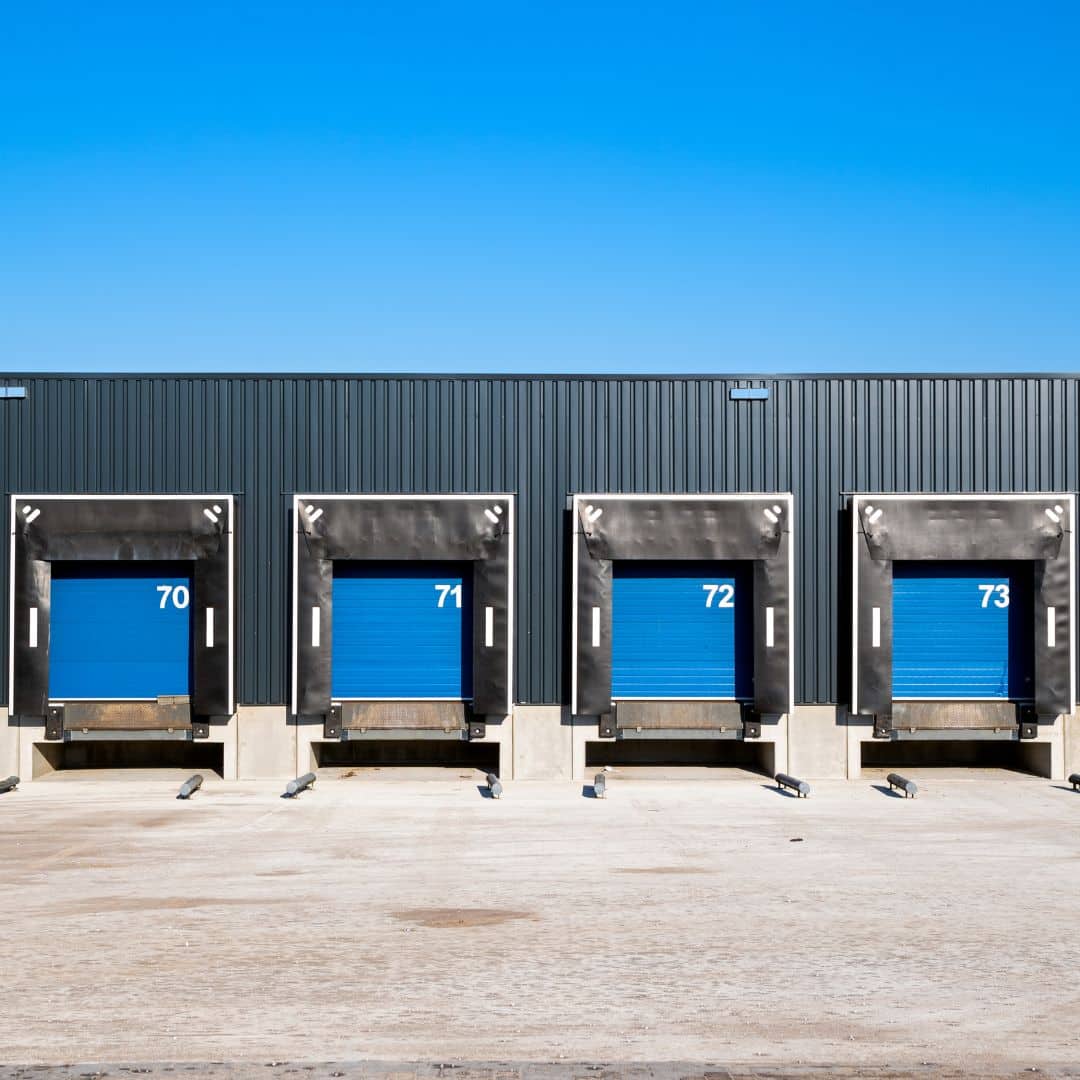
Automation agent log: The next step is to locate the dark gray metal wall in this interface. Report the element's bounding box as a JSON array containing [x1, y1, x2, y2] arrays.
[[1, 374, 1076, 708]]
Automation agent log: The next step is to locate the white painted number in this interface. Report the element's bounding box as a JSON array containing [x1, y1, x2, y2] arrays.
[[157, 584, 190, 610], [435, 583, 462, 608], [702, 584, 735, 608], [977, 583, 1010, 609]]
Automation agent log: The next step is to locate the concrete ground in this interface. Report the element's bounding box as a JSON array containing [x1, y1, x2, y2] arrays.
[[1, 769, 1079, 1078]]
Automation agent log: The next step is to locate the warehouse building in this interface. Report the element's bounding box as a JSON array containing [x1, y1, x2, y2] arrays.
[[1, 374, 1077, 781]]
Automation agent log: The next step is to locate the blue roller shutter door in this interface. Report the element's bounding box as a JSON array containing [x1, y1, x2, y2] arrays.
[[611, 560, 753, 699], [49, 562, 193, 700], [331, 561, 473, 699], [892, 561, 1033, 699]]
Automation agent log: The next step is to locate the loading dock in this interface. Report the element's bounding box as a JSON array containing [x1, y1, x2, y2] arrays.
[[849, 493, 1075, 778], [291, 494, 514, 776], [2, 374, 1079, 785], [570, 493, 794, 775], [8, 494, 236, 779]]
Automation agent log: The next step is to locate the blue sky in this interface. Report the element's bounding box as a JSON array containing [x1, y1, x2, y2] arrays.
[[2, 2, 1078, 374]]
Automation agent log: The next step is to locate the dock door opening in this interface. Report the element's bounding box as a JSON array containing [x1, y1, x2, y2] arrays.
[[892, 560, 1034, 701], [331, 561, 473, 700], [49, 561, 194, 701], [611, 560, 753, 700]]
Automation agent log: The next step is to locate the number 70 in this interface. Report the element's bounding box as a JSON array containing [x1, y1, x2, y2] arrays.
[[156, 584, 190, 609]]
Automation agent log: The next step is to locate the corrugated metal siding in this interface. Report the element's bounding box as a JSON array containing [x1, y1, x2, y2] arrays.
[[0, 374, 1076, 707]]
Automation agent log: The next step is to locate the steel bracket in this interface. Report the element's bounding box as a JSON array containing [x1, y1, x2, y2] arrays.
[[742, 707, 762, 740], [324, 704, 343, 741], [45, 705, 64, 741], [598, 712, 616, 739], [1019, 705, 1038, 740], [191, 720, 210, 740], [873, 713, 893, 739], [467, 715, 487, 740]]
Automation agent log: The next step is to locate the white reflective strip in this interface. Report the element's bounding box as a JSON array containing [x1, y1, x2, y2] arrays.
[[485, 606, 494, 647], [311, 607, 321, 648], [28, 607, 37, 648], [591, 606, 600, 648], [765, 607, 775, 648], [871, 607, 881, 648], [205, 607, 215, 648], [1048, 606, 1056, 648]]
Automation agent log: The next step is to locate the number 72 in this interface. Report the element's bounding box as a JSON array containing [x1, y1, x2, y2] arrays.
[[702, 584, 735, 608]]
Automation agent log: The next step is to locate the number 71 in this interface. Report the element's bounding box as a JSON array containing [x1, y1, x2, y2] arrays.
[[434, 584, 462, 608]]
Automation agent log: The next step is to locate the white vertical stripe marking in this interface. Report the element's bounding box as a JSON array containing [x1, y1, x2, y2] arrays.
[[871, 607, 881, 649], [205, 607, 215, 648], [1048, 606, 1056, 648], [485, 606, 494, 647], [591, 606, 601, 648], [765, 606, 775, 648], [311, 606, 321, 648], [28, 607, 37, 648]]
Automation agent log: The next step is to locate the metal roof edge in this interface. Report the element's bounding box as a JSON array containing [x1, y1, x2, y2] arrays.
[[2, 371, 1079, 382]]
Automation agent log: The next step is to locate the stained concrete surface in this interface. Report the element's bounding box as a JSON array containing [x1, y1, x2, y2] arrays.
[[1, 772, 1079, 1075], [6, 1066, 1080, 1080], [2, 1065, 1078, 1080]]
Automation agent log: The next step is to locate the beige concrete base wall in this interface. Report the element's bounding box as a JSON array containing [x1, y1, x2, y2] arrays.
[[211, 716, 239, 780], [570, 717, 592, 782], [762, 714, 788, 778], [788, 705, 847, 778], [512, 706, 571, 779], [238, 706, 294, 779], [1031, 715, 1065, 780], [8, 704, 1076, 781], [1065, 714, 1080, 779], [0, 708, 17, 778], [845, 715, 875, 779]]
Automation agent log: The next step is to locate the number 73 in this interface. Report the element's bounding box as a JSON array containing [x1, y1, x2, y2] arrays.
[[977, 583, 1010, 608]]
